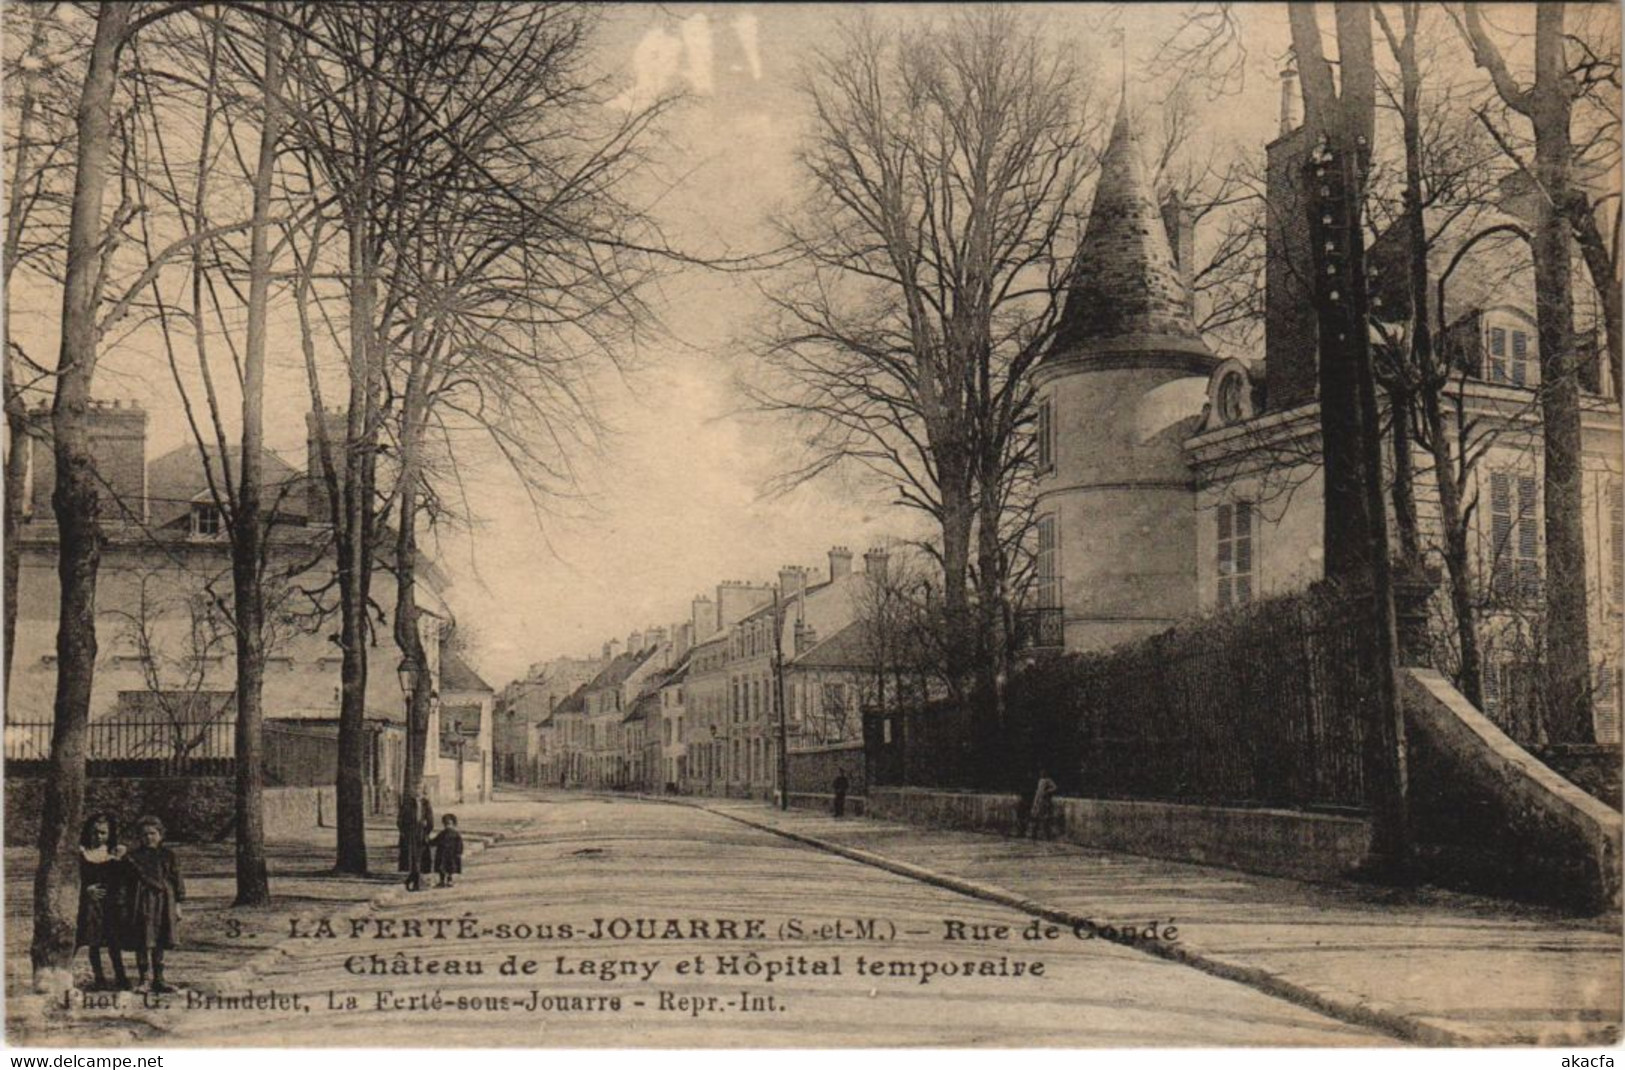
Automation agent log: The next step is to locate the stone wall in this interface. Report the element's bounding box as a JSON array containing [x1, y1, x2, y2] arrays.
[[1403, 669, 1622, 913], [786, 741, 865, 796], [866, 787, 1372, 881]]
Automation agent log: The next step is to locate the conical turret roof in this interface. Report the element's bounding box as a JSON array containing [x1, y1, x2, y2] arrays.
[[1047, 96, 1215, 368]]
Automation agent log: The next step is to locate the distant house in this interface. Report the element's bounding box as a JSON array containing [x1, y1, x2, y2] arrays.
[[435, 649, 494, 805], [9, 406, 463, 805], [493, 655, 605, 786]]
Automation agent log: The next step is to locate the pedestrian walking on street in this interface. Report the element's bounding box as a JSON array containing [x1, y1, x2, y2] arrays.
[[1013, 780, 1035, 838], [429, 814, 464, 887], [75, 813, 130, 991], [1029, 771, 1058, 841], [832, 770, 850, 818], [125, 816, 184, 993], [399, 789, 435, 891]]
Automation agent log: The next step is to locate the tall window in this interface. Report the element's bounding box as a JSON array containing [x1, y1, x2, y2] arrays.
[[1217, 501, 1254, 606], [1035, 398, 1054, 473], [1486, 323, 1531, 386], [1489, 470, 1539, 600], [1035, 514, 1059, 609]]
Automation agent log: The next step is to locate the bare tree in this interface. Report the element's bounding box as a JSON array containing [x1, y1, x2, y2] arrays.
[[107, 572, 234, 762], [1288, 2, 1410, 871], [1458, 2, 1598, 743], [29, 0, 133, 992], [1368, 1, 1514, 708], [4, 6, 84, 704], [752, 9, 1097, 715]]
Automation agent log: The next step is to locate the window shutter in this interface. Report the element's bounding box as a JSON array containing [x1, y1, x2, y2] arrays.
[[1517, 474, 1539, 599], [1490, 472, 1513, 596]]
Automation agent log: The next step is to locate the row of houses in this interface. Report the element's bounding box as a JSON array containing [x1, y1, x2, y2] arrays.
[[494, 547, 889, 799]]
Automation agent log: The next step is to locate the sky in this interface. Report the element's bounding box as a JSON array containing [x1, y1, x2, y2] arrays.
[[0, 3, 1292, 686], [444, 3, 1293, 683], [12, 3, 1585, 688]]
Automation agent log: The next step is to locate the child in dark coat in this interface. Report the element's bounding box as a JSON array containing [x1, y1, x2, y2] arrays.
[[75, 813, 130, 991], [125, 815, 185, 993], [429, 814, 463, 887]]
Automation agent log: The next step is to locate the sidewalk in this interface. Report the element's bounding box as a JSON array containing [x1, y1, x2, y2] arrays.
[[686, 796, 1622, 1047], [5, 795, 542, 1045]]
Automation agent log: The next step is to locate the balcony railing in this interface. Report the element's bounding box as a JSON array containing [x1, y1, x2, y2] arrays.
[[1015, 606, 1065, 651]]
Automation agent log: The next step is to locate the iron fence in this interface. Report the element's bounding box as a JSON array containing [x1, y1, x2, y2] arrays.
[[5, 716, 235, 777]]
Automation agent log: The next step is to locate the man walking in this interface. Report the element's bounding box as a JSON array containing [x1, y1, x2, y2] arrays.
[[1029, 770, 1058, 841], [398, 789, 434, 891], [832, 769, 850, 818]]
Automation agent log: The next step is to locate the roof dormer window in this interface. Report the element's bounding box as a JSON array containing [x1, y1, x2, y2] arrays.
[[190, 502, 224, 539], [1485, 318, 1532, 387]]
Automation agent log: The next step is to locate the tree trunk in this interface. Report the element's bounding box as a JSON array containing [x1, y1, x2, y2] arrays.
[[230, 16, 283, 908], [973, 473, 1010, 779], [3, 18, 47, 705], [1529, 4, 1594, 744], [1570, 197, 1621, 396], [1290, 5, 1379, 584], [3, 388, 28, 704], [332, 205, 378, 875], [937, 476, 974, 707], [1290, 1, 1410, 872], [1387, 384, 1420, 561], [31, 1, 131, 991], [1424, 391, 1484, 706]]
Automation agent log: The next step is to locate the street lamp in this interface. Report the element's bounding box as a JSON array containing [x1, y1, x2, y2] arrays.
[[397, 656, 422, 702]]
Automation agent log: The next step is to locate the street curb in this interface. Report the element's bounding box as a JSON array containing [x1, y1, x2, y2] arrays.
[[678, 798, 1474, 1048], [192, 827, 513, 996]]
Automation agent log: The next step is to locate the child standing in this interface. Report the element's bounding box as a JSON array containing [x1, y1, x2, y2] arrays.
[[75, 813, 130, 991], [125, 815, 185, 993], [429, 814, 463, 887]]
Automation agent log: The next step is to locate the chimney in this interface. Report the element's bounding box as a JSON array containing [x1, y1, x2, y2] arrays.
[[646, 625, 667, 649], [717, 581, 774, 629], [863, 546, 890, 580], [29, 400, 148, 524], [305, 408, 346, 525], [691, 595, 717, 642], [778, 565, 808, 601], [827, 546, 853, 582], [1160, 192, 1195, 292], [604, 638, 623, 661], [794, 620, 820, 655], [1278, 65, 1301, 137], [627, 630, 644, 653]]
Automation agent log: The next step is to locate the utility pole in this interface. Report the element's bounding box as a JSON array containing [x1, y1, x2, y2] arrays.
[[773, 588, 790, 811]]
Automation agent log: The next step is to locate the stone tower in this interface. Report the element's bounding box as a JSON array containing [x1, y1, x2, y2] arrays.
[[1033, 95, 1219, 651]]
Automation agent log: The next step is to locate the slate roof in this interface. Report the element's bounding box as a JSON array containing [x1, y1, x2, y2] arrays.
[[553, 684, 587, 715], [1047, 95, 1216, 368], [789, 620, 875, 670], [625, 688, 661, 725], [146, 444, 306, 530], [439, 650, 492, 694], [585, 648, 653, 694]]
